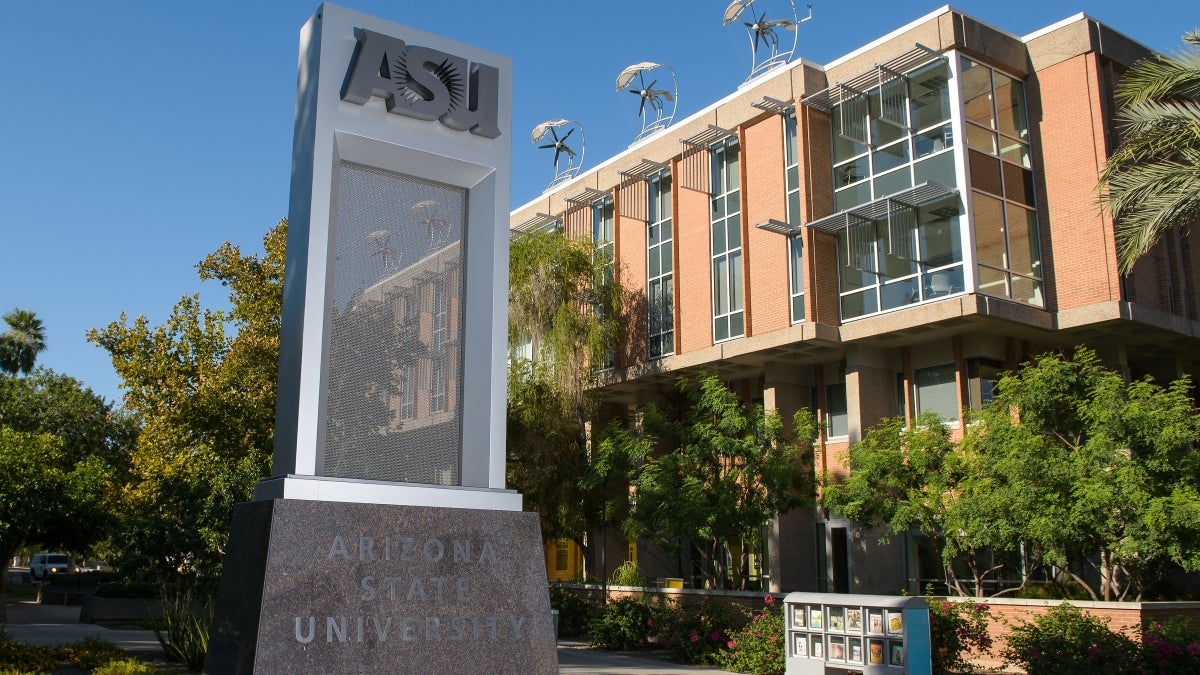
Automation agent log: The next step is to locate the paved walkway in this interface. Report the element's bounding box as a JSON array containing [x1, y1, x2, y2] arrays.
[[3, 601, 739, 674]]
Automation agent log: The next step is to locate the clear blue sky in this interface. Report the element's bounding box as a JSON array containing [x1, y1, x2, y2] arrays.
[[1, 1, 1196, 405]]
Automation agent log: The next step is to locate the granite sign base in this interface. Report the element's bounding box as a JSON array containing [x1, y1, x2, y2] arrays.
[[204, 499, 558, 674]]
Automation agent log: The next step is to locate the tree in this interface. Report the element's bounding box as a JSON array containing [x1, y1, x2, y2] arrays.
[[608, 372, 818, 589], [0, 308, 47, 376], [1099, 30, 1200, 273], [506, 228, 621, 572], [819, 412, 1020, 596], [88, 220, 284, 581], [964, 347, 1200, 601]]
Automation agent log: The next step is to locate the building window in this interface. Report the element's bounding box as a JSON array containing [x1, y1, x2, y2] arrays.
[[961, 57, 1044, 307], [914, 364, 959, 422], [967, 358, 1002, 410], [593, 196, 615, 370], [826, 382, 848, 438], [647, 171, 674, 358], [399, 364, 416, 421], [830, 59, 964, 320], [555, 540, 570, 571], [430, 280, 449, 414], [785, 113, 805, 323], [711, 138, 744, 342]]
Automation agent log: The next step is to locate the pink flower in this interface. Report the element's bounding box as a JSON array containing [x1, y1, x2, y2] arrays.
[[646, 618, 654, 626], [727, 640, 737, 648], [689, 630, 700, 643], [763, 594, 775, 604], [710, 630, 722, 642]]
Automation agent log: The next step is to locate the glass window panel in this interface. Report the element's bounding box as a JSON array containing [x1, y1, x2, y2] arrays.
[[725, 150, 740, 192], [914, 124, 953, 158], [881, 250, 918, 280], [787, 165, 800, 191], [833, 124, 869, 163], [713, 258, 729, 314], [836, 182, 873, 211], [788, 190, 801, 226], [729, 311, 744, 338], [712, 194, 727, 220], [914, 152, 957, 188], [969, 150, 1003, 196], [649, 248, 660, 277], [869, 91, 904, 146], [1005, 204, 1041, 277], [792, 294, 805, 322], [648, 222, 660, 247], [841, 288, 878, 319], [874, 167, 912, 198], [1002, 162, 1036, 206], [882, 278, 920, 310], [730, 251, 744, 312], [840, 257, 873, 291], [977, 265, 1010, 297], [994, 72, 1028, 141], [1013, 275, 1044, 307], [715, 315, 729, 342], [909, 61, 951, 130], [712, 219, 727, 253], [919, 210, 962, 267], [972, 192, 1007, 268], [664, 279, 674, 326], [966, 124, 997, 155], [872, 140, 911, 173], [826, 383, 849, 437], [960, 58, 995, 128], [727, 214, 742, 249], [662, 241, 672, 273], [1000, 140, 1031, 168], [922, 265, 963, 299], [836, 157, 870, 187], [915, 364, 959, 421], [790, 238, 804, 295]]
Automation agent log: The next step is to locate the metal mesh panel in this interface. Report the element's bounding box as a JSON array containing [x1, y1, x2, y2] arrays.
[[324, 161, 466, 485], [877, 67, 908, 128], [845, 214, 876, 269], [838, 87, 869, 145], [886, 200, 919, 261]]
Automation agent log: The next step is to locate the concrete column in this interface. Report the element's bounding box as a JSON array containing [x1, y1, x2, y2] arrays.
[[764, 368, 817, 593]]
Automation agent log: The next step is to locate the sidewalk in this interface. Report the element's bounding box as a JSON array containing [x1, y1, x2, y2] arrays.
[[4, 601, 739, 674]]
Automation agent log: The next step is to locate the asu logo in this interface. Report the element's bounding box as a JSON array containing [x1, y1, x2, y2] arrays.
[[341, 28, 501, 139]]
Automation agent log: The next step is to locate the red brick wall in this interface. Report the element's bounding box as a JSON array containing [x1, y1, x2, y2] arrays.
[[744, 114, 790, 335], [678, 159, 714, 353], [1032, 52, 1123, 311]]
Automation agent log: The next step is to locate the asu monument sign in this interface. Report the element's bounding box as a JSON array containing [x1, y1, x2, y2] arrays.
[[205, 4, 556, 673]]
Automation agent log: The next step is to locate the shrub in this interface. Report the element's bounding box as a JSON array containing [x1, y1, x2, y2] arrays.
[[655, 597, 735, 665], [0, 636, 59, 673], [95, 580, 160, 599], [717, 595, 785, 675], [93, 657, 170, 675], [1139, 618, 1200, 674], [548, 586, 599, 638], [586, 596, 658, 651], [1001, 603, 1140, 675], [609, 560, 646, 587], [153, 585, 214, 671], [928, 599, 992, 674], [58, 636, 127, 670]]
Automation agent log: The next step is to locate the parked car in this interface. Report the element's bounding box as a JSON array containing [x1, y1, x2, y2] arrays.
[[29, 552, 74, 580]]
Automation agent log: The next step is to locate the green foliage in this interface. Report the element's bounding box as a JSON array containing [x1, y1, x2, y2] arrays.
[[586, 597, 659, 651], [654, 597, 736, 665], [57, 636, 127, 670], [95, 580, 160, 599], [1099, 30, 1200, 273], [717, 596, 785, 675], [548, 586, 600, 638], [507, 228, 622, 550], [0, 308, 46, 377], [611, 372, 818, 589], [92, 658, 170, 675], [0, 632, 57, 673], [152, 585, 214, 671], [609, 560, 646, 586], [927, 598, 993, 674], [1140, 618, 1200, 673], [89, 221, 283, 581], [1000, 603, 1139, 675]]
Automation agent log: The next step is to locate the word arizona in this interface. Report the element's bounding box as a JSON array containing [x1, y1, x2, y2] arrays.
[[294, 614, 530, 643], [327, 535, 498, 564]]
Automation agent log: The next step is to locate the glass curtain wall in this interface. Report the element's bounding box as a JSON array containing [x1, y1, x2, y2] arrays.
[[711, 138, 744, 341], [647, 171, 675, 358], [785, 112, 805, 322], [593, 197, 615, 370], [830, 59, 965, 320], [961, 57, 1044, 307]]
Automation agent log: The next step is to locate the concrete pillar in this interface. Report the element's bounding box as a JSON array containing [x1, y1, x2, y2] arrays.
[[764, 368, 817, 593]]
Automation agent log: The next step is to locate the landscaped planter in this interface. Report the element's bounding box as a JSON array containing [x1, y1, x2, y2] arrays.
[[78, 596, 164, 624]]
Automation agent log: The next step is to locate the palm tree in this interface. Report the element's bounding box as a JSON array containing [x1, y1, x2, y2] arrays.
[[1099, 31, 1200, 274], [0, 308, 47, 376]]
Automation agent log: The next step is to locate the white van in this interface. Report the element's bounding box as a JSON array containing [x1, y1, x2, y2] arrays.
[[29, 552, 73, 580]]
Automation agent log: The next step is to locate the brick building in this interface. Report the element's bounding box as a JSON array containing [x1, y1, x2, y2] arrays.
[[511, 7, 1200, 594]]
